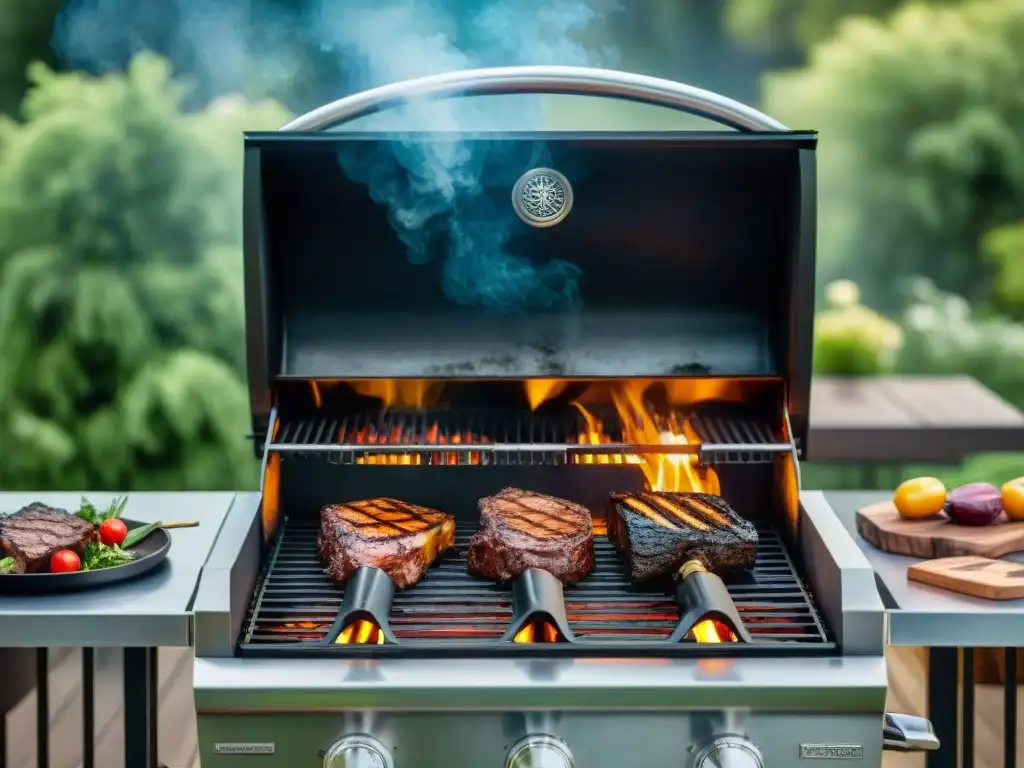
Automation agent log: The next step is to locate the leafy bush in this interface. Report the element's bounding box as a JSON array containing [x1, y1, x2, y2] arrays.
[[896, 278, 1024, 409], [765, 0, 1024, 311], [982, 219, 1024, 322], [813, 280, 904, 375], [0, 54, 290, 490]]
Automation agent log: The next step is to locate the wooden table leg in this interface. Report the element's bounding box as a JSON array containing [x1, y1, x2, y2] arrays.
[[928, 647, 959, 768]]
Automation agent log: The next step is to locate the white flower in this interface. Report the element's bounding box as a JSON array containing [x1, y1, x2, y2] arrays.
[[825, 279, 861, 309]]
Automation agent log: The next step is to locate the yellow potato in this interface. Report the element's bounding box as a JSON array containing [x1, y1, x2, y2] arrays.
[[1001, 477, 1024, 521], [893, 477, 947, 520]]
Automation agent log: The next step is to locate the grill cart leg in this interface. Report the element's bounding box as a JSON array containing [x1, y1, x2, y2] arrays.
[[927, 647, 960, 768], [1005, 648, 1018, 768], [123, 647, 159, 768], [36, 648, 48, 768], [927, 647, 1020, 768], [82, 648, 94, 768]]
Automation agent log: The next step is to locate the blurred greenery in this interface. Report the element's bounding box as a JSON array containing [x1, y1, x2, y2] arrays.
[[765, 0, 1024, 313], [723, 0, 959, 59], [803, 452, 1024, 491], [896, 277, 1024, 408], [0, 0, 1021, 494], [813, 280, 904, 376], [0, 0, 61, 115], [983, 219, 1024, 322], [0, 54, 289, 490]]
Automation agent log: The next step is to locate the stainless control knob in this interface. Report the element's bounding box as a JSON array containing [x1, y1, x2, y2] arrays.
[[323, 735, 393, 768], [693, 736, 764, 768], [505, 735, 575, 768]]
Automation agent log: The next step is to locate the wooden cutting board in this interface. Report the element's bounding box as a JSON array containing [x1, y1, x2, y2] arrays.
[[908, 556, 1024, 600], [856, 501, 1024, 559]]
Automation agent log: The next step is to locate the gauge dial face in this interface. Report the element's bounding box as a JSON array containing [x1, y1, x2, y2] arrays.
[[512, 168, 574, 228]]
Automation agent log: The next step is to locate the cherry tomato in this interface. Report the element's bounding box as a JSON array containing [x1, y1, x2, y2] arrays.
[[50, 550, 81, 573], [99, 518, 128, 547]]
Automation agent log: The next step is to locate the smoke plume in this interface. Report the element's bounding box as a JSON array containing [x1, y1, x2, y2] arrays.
[[52, 0, 618, 312]]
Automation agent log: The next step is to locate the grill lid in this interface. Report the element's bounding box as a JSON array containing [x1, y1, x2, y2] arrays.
[[243, 68, 816, 437]]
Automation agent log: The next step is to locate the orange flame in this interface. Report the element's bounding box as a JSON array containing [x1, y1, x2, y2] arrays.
[[348, 380, 443, 409], [335, 619, 386, 645], [524, 379, 571, 410], [345, 422, 491, 465], [513, 621, 561, 643], [567, 383, 720, 495], [691, 619, 735, 644], [572, 383, 729, 644]]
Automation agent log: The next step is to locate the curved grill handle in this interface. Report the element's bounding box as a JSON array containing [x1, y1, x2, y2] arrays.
[[281, 65, 789, 133], [883, 713, 940, 752]]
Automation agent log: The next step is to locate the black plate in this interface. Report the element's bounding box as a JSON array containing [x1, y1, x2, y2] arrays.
[[0, 520, 172, 594]]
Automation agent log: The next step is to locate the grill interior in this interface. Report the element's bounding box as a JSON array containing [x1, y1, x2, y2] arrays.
[[238, 516, 834, 658], [270, 405, 791, 466]]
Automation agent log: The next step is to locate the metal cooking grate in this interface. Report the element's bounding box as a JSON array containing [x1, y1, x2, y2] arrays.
[[269, 407, 790, 466], [238, 518, 834, 657]]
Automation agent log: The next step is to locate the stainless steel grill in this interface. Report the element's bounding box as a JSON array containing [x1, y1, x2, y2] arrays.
[[239, 518, 832, 655], [189, 67, 932, 768], [270, 407, 790, 466]]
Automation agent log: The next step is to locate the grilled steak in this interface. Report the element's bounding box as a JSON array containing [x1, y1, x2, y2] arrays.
[[607, 492, 757, 582], [467, 488, 595, 585], [0, 503, 95, 574], [318, 498, 455, 590]]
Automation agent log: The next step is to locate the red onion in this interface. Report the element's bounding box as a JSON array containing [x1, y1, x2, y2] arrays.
[[944, 483, 1002, 526]]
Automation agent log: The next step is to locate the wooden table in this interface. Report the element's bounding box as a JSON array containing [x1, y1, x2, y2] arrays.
[[809, 376, 1024, 463]]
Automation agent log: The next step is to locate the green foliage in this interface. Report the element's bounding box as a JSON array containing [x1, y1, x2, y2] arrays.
[[902, 453, 1024, 490], [0, 0, 62, 115], [982, 219, 1024, 321], [764, 0, 1024, 311], [813, 280, 903, 375], [723, 0, 958, 57], [896, 278, 1024, 410], [724, 0, 903, 56], [801, 453, 1024, 491], [0, 54, 290, 491]]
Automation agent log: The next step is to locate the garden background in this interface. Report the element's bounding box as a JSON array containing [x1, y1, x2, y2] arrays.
[[0, 0, 1021, 492]]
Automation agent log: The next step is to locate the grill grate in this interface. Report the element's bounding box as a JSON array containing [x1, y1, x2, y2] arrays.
[[270, 407, 789, 466], [238, 518, 834, 658]]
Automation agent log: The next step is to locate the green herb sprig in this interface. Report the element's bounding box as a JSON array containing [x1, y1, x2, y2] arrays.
[[0, 556, 16, 574], [77, 496, 128, 526], [82, 542, 134, 571]]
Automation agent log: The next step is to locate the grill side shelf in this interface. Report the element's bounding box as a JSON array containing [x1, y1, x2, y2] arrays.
[[267, 408, 794, 466], [238, 518, 834, 657]]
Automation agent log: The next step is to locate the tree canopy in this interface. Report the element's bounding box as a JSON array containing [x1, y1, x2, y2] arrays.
[[722, 0, 958, 58], [0, 54, 290, 490], [764, 0, 1024, 311]]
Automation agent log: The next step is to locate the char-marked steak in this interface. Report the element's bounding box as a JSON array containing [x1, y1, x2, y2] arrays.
[[607, 492, 757, 581], [467, 488, 595, 585], [0, 503, 95, 574], [318, 498, 455, 590]]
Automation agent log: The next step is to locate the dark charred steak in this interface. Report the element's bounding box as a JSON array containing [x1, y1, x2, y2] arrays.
[[607, 492, 758, 582], [0, 503, 95, 574], [467, 488, 595, 585], [318, 498, 455, 590]]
